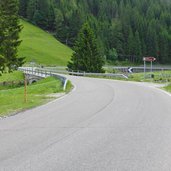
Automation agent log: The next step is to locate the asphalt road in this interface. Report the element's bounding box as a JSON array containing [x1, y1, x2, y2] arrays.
[[0, 76, 171, 171]]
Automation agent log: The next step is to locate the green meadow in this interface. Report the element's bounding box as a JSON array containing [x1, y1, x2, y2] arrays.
[[18, 20, 73, 66]]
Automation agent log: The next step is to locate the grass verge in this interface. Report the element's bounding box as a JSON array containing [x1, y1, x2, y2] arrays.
[[163, 84, 171, 93], [127, 71, 171, 83], [100, 71, 171, 83], [0, 77, 72, 117]]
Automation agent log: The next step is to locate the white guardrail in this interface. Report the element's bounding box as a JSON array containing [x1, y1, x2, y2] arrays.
[[19, 67, 128, 90], [38, 68, 128, 79], [18, 67, 68, 91], [38, 67, 128, 79]]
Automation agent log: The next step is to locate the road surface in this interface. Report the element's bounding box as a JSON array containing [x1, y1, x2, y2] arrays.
[[0, 76, 171, 171]]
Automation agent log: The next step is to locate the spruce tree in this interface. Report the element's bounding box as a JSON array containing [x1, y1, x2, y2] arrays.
[[26, 0, 36, 21], [67, 23, 104, 73], [19, 0, 29, 18], [0, 0, 24, 72], [0, 9, 5, 73], [134, 31, 142, 58], [146, 24, 158, 57], [109, 22, 124, 55], [127, 27, 135, 55], [158, 30, 169, 63]]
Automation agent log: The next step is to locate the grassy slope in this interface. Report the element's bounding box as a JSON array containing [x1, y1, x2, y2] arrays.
[[18, 20, 73, 66]]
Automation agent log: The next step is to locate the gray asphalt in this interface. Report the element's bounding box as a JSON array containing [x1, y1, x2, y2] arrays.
[[0, 76, 171, 171]]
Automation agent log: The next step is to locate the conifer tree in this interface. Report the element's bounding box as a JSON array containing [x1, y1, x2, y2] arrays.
[[134, 31, 142, 58], [158, 30, 169, 63], [0, 9, 5, 73], [127, 28, 135, 55], [146, 24, 158, 57], [0, 0, 24, 72], [26, 0, 36, 21], [19, 0, 29, 18], [68, 23, 104, 73], [109, 22, 124, 55]]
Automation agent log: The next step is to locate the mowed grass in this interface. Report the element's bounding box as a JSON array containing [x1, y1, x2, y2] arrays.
[[164, 84, 171, 92], [0, 71, 24, 82], [0, 71, 24, 90], [18, 20, 73, 66], [0, 77, 64, 117], [128, 71, 171, 82]]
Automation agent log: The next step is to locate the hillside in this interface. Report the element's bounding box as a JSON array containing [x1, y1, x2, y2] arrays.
[[19, 0, 171, 64], [18, 20, 73, 66]]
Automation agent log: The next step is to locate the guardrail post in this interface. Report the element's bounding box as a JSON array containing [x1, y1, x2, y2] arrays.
[[63, 79, 68, 91]]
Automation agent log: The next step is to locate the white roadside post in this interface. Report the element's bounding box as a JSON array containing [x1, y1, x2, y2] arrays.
[[143, 57, 146, 78], [143, 57, 156, 79], [151, 61, 153, 72]]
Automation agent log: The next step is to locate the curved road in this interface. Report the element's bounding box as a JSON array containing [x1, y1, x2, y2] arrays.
[[0, 76, 171, 171]]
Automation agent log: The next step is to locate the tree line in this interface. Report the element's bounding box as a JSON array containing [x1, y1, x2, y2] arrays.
[[20, 0, 171, 64]]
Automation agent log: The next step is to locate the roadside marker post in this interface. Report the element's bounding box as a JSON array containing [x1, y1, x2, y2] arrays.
[[151, 61, 153, 72], [143, 58, 146, 78], [24, 76, 27, 103], [143, 57, 156, 78]]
